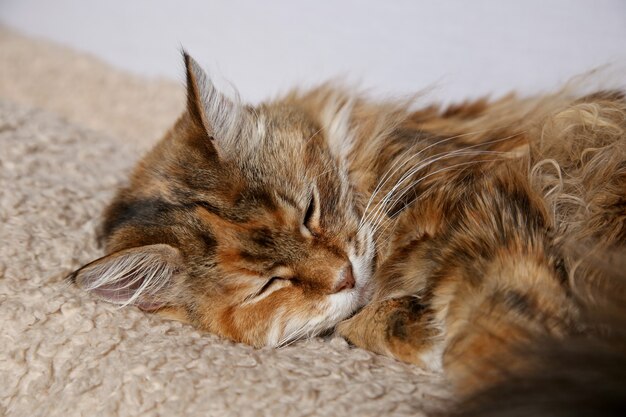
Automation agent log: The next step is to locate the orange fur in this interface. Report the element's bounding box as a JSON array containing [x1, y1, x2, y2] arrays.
[[69, 53, 626, 396]]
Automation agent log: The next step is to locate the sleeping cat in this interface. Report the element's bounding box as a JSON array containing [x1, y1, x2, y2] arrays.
[[70, 52, 626, 396]]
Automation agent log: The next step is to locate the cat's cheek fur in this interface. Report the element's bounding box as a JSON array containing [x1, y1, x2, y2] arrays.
[[262, 292, 364, 347], [269, 310, 326, 347], [262, 231, 375, 347], [265, 226, 375, 347], [269, 295, 362, 347]]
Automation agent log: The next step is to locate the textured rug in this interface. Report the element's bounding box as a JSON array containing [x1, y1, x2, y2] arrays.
[[0, 28, 449, 417]]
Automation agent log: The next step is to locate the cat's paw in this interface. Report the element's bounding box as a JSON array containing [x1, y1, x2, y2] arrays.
[[335, 314, 362, 346], [336, 298, 401, 353], [336, 297, 434, 366]]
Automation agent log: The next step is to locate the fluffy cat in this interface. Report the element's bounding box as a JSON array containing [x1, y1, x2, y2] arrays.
[[70, 53, 626, 397]]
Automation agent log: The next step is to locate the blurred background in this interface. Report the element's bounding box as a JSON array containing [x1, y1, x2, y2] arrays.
[[1, 0, 625, 103]]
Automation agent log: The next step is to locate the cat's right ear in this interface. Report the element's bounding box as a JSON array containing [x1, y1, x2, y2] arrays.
[[182, 51, 249, 151], [69, 244, 183, 311]]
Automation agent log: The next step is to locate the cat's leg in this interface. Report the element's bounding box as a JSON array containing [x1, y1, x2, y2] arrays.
[[337, 295, 441, 369]]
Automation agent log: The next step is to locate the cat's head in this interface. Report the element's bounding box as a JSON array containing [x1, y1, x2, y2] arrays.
[[70, 52, 375, 347]]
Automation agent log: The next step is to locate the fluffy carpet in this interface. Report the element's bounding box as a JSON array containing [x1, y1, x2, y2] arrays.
[[0, 27, 449, 416]]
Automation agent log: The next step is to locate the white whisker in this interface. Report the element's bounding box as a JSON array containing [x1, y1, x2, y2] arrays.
[[359, 130, 524, 231], [366, 148, 510, 236], [370, 158, 508, 245]]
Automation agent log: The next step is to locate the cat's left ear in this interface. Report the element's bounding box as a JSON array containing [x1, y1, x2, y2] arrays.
[[182, 51, 250, 150], [69, 244, 184, 311]]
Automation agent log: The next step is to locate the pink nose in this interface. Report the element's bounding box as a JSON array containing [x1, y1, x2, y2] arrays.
[[334, 264, 355, 293]]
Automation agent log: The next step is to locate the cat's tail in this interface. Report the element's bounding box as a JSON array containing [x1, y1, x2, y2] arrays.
[[447, 89, 626, 413], [447, 249, 626, 417]]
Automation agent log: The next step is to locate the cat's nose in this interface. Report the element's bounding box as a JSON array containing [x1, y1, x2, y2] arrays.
[[333, 263, 355, 293]]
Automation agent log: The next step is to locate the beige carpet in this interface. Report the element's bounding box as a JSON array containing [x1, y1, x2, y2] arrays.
[[0, 27, 449, 417]]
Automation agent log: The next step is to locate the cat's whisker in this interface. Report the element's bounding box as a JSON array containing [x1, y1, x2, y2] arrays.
[[366, 148, 512, 235], [369, 154, 502, 237], [357, 125, 525, 230], [359, 131, 524, 231], [369, 158, 509, 243], [314, 167, 336, 180], [358, 142, 422, 229], [358, 133, 479, 230], [367, 129, 526, 222], [278, 323, 305, 347], [381, 149, 510, 212], [364, 149, 459, 233], [375, 158, 510, 246], [359, 138, 461, 230], [278, 321, 317, 348], [304, 127, 324, 145]]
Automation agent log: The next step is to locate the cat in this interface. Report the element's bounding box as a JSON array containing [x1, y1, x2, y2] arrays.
[[69, 52, 626, 397]]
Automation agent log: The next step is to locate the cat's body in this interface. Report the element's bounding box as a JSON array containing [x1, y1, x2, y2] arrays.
[[70, 54, 626, 397]]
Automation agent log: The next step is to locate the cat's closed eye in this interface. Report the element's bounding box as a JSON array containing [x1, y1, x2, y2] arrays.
[[302, 188, 320, 235], [259, 276, 284, 294], [246, 276, 291, 302]]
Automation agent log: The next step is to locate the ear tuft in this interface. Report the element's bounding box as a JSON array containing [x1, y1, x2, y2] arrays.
[[70, 244, 183, 311], [182, 50, 250, 149], [319, 95, 355, 161]]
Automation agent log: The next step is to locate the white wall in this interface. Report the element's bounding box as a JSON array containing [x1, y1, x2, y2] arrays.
[[1, 0, 625, 103]]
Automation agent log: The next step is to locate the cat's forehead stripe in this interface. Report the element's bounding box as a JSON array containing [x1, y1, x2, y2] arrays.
[[103, 197, 180, 237], [235, 188, 278, 211], [250, 227, 275, 249]]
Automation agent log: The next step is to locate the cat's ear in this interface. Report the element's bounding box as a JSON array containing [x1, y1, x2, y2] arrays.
[[182, 51, 250, 149], [69, 244, 183, 311]]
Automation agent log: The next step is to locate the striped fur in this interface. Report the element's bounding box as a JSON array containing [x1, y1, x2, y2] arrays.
[[70, 53, 626, 396]]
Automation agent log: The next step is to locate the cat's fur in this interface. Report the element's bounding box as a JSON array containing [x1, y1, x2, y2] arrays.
[[70, 53, 626, 397], [449, 249, 626, 415]]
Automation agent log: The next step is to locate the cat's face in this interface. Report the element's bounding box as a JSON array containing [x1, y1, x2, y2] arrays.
[[70, 53, 375, 347]]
